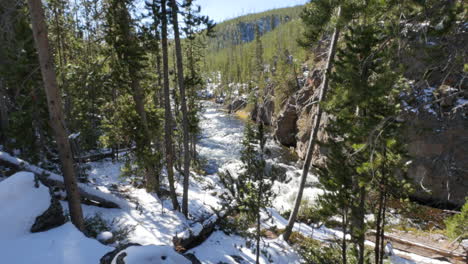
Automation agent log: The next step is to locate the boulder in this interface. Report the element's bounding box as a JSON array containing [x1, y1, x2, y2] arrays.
[[100, 243, 199, 264], [274, 101, 298, 147], [30, 197, 66, 233], [227, 97, 246, 113], [100, 243, 141, 264], [436, 85, 457, 107], [97, 231, 115, 245], [251, 98, 274, 125]]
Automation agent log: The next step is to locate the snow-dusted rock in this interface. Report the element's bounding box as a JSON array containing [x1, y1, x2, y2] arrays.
[[101, 244, 191, 264], [97, 231, 115, 245], [31, 197, 66, 233]]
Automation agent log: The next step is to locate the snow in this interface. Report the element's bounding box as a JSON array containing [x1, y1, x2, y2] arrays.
[[0, 172, 112, 264], [0, 102, 450, 264], [454, 98, 468, 111], [0, 172, 50, 239], [187, 231, 301, 264], [114, 245, 190, 264], [97, 231, 114, 242]]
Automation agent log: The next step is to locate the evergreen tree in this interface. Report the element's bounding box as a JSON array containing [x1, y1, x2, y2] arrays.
[[219, 121, 276, 264], [160, 0, 180, 210], [104, 0, 159, 192]]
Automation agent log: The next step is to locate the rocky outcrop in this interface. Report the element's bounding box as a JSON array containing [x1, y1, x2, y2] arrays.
[[227, 97, 246, 113], [251, 97, 275, 125], [404, 106, 468, 208], [30, 197, 66, 233], [274, 100, 297, 147]]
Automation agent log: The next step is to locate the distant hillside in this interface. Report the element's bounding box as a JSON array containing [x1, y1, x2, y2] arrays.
[[204, 6, 306, 84], [207, 6, 303, 52]]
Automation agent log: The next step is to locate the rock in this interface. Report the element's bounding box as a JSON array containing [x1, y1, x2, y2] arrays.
[[101, 244, 195, 264], [404, 109, 468, 208], [184, 253, 202, 264], [251, 97, 274, 125], [100, 243, 141, 264], [436, 85, 457, 107], [30, 197, 66, 233], [97, 231, 115, 245], [461, 239, 468, 250], [227, 97, 246, 113], [230, 255, 246, 263], [274, 101, 298, 147]]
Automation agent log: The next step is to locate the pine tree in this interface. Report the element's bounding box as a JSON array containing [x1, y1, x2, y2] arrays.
[[324, 21, 408, 264], [105, 0, 159, 192], [160, 0, 180, 210]]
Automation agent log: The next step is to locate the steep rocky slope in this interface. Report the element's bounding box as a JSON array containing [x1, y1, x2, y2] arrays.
[[236, 23, 468, 209]]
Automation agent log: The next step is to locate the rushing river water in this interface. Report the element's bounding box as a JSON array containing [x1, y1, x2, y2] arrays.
[[197, 101, 323, 212]]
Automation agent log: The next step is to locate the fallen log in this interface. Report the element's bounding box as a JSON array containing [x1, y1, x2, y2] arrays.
[[0, 151, 120, 209], [367, 230, 466, 263], [74, 148, 133, 163], [173, 207, 233, 252]]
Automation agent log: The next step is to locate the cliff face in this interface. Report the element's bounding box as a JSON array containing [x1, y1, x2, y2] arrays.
[[206, 6, 302, 52], [250, 31, 468, 208]]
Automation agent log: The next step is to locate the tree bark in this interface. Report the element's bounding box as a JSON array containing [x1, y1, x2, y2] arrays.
[[0, 79, 9, 147], [170, 0, 191, 217], [27, 0, 85, 232], [128, 65, 157, 192], [161, 0, 180, 211], [283, 6, 341, 242]]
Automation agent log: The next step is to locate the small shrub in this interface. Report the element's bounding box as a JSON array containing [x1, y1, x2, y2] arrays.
[[289, 232, 345, 264], [84, 213, 136, 244], [445, 199, 468, 240]]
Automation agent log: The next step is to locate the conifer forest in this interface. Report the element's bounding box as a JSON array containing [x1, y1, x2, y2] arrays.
[[0, 0, 467, 263]]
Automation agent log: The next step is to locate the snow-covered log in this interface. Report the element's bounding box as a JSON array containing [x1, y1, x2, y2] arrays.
[[173, 209, 231, 252], [74, 148, 133, 163], [367, 230, 466, 263], [0, 151, 120, 208]]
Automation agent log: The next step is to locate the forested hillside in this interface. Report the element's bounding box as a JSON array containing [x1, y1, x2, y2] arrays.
[[204, 6, 306, 84], [0, 0, 467, 263]]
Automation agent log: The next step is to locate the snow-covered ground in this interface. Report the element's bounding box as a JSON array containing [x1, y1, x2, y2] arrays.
[[0, 102, 450, 263]]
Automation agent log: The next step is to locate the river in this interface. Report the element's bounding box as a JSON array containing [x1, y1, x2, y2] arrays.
[[197, 101, 323, 213]]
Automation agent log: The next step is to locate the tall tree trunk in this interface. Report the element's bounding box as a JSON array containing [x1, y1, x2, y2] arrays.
[[0, 79, 9, 148], [27, 0, 85, 232], [256, 180, 263, 264], [283, 6, 342, 241], [128, 65, 157, 192], [161, 0, 180, 211], [170, 0, 191, 217], [342, 210, 348, 264], [375, 187, 384, 263], [356, 187, 366, 264]]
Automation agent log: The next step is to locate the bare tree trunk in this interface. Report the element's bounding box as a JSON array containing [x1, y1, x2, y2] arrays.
[[27, 0, 85, 232], [161, 0, 180, 211], [170, 0, 191, 218], [283, 6, 342, 241]]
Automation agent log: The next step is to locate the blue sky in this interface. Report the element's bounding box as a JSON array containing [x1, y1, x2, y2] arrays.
[[196, 0, 308, 23]]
